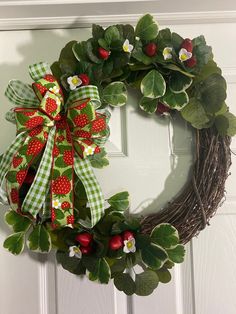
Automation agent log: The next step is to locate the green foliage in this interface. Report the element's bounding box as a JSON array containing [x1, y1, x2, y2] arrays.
[[156, 268, 172, 283], [114, 273, 136, 295], [169, 71, 193, 93], [135, 270, 159, 296], [139, 97, 158, 114], [103, 81, 127, 106], [107, 191, 129, 211], [181, 98, 210, 129], [192, 35, 213, 70], [83, 256, 111, 284], [56, 250, 86, 275], [161, 88, 189, 110], [3, 232, 25, 255], [215, 112, 236, 136], [151, 223, 179, 249], [5, 210, 31, 232], [27, 225, 52, 253], [89, 148, 109, 169], [141, 243, 168, 269], [135, 14, 159, 40], [166, 244, 185, 263], [141, 70, 166, 98]]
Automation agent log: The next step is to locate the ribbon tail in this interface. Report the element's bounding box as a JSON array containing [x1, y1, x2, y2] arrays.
[[0, 131, 27, 203], [21, 127, 56, 217], [74, 155, 105, 228]]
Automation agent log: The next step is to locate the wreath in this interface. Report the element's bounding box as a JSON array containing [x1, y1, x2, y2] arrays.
[[1, 14, 235, 296]]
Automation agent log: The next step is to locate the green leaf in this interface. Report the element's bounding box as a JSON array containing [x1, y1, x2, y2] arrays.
[[156, 268, 172, 283], [192, 35, 213, 69], [197, 73, 227, 113], [5, 210, 31, 233], [114, 273, 136, 295], [108, 191, 129, 211], [141, 70, 166, 98], [104, 26, 121, 45], [164, 64, 195, 78], [82, 256, 111, 284], [92, 24, 105, 40], [166, 244, 185, 263], [161, 88, 189, 110], [87, 39, 101, 64], [135, 270, 159, 296], [72, 41, 89, 62], [58, 40, 77, 73], [141, 243, 168, 269], [151, 223, 179, 249], [89, 149, 109, 169], [135, 14, 159, 40], [139, 97, 158, 114], [98, 38, 109, 50], [110, 256, 127, 274], [103, 81, 127, 107], [181, 98, 210, 129], [6, 171, 16, 183], [27, 225, 52, 253], [169, 71, 193, 93], [215, 112, 236, 136], [131, 40, 153, 65], [3, 232, 25, 255], [56, 250, 86, 275], [171, 32, 184, 51]]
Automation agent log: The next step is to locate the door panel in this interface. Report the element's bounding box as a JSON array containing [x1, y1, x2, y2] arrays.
[[0, 22, 235, 314]]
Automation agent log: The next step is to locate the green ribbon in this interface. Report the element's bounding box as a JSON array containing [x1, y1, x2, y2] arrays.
[[2, 62, 109, 228]]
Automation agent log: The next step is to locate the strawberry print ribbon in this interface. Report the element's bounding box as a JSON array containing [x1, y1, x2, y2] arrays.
[[1, 62, 109, 228]]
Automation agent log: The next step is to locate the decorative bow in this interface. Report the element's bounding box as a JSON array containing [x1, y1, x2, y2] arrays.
[[0, 62, 110, 228]]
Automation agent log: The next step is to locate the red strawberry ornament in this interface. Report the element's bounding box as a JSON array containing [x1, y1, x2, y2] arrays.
[[144, 43, 157, 57], [52, 176, 71, 195], [98, 47, 110, 60], [67, 215, 74, 225], [109, 235, 123, 250], [156, 102, 170, 115], [80, 245, 92, 255], [79, 74, 90, 86], [185, 55, 197, 68], [75, 233, 93, 247], [181, 38, 193, 53], [123, 230, 134, 241]]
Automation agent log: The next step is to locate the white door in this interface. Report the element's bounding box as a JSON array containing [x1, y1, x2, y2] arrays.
[[0, 13, 236, 314]]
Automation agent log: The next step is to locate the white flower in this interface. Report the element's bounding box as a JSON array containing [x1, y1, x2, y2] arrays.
[[67, 75, 82, 90], [52, 199, 61, 209], [179, 48, 192, 62], [49, 86, 60, 94], [123, 237, 136, 253], [163, 47, 173, 60], [69, 246, 82, 259], [123, 39, 134, 53], [84, 146, 95, 156]]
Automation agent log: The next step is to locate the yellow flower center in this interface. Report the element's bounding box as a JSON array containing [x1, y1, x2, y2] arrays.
[[123, 45, 129, 52], [73, 247, 80, 254], [180, 54, 188, 61], [127, 241, 133, 249], [72, 77, 79, 85]]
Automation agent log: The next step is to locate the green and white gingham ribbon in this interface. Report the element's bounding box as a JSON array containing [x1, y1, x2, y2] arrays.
[[74, 155, 105, 227], [29, 61, 52, 81], [5, 80, 39, 107], [67, 85, 101, 109], [0, 131, 27, 203], [21, 127, 56, 217]]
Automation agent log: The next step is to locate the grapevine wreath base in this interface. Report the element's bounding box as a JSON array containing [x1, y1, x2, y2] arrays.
[[1, 14, 235, 296]]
